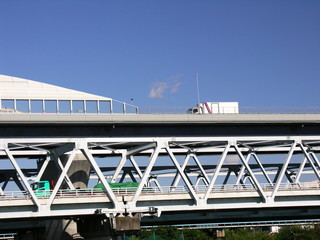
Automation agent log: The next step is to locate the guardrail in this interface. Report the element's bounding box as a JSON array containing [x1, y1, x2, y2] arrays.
[[138, 106, 320, 114], [0, 99, 138, 114], [0, 182, 319, 200], [2, 104, 320, 115]]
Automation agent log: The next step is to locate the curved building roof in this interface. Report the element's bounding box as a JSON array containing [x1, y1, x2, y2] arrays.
[[0, 74, 111, 101]]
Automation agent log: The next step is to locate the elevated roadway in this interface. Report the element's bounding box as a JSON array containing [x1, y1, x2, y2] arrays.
[[1, 113, 320, 137]]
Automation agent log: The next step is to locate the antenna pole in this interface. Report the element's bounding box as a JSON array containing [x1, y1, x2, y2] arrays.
[[196, 73, 200, 104]]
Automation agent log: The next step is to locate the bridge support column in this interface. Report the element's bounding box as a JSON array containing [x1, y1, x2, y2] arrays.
[[60, 153, 91, 189], [40, 153, 91, 239], [45, 219, 83, 240]]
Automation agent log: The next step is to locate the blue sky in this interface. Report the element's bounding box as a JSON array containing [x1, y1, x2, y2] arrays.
[[1, 1, 320, 108]]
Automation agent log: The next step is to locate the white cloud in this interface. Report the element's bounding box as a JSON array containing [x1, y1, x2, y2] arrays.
[[149, 82, 168, 98], [170, 80, 181, 93], [148, 74, 183, 98]]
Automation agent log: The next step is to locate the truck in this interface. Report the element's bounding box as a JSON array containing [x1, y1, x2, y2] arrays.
[[30, 180, 54, 196], [188, 102, 239, 114], [94, 182, 139, 190]]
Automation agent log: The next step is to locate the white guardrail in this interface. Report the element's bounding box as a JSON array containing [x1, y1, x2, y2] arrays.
[[2, 105, 320, 115], [0, 182, 319, 200], [138, 106, 320, 114]]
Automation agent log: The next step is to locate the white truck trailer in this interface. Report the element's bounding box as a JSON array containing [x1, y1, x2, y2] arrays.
[[188, 102, 239, 114]]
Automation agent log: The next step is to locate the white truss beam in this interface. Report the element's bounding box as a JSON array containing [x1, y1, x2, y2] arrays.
[[166, 147, 199, 204], [130, 144, 161, 206], [204, 144, 230, 201], [47, 148, 78, 209], [234, 144, 267, 202], [271, 141, 296, 199], [81, 147, 120, 209], [4, 148, 41, 210], [0, 136, 320, 220]]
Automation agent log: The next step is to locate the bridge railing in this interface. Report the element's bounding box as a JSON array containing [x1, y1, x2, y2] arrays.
[[138, 106, 320, 114], [2, 102, 320, 115], [0, 99, 138, 114], [0, 182, 319, 200]]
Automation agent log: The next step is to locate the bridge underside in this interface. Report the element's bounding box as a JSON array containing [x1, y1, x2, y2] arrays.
[[1, 205, 320, 232], [142, 205, 320, 226], [0, 122, 318, 137]]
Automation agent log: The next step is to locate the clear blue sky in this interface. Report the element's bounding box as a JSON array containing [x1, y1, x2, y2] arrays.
[[1, 1, 320, 108]]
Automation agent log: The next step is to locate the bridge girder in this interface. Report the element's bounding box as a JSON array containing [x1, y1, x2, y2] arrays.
[[0, 136, 320, 225]]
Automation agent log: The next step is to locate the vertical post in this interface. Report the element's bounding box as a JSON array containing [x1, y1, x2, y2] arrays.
[[84, 100, 86, 114], [28, 99, 31, 113], [42, 99, 45, 113], [97, 100, 100, 114], [123, 102, 126, 114], [70, 100, 73, 114], [13, 99, 17, 113], [56, 100, 60, 113], [110, 100, 113, 114]]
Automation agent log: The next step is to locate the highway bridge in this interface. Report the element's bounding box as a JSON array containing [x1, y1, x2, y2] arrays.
[[1, 74, 320, 239]]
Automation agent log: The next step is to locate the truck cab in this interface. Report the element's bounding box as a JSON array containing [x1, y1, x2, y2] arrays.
[[31, 181, 51, 196], [188, 102, 239, 114]]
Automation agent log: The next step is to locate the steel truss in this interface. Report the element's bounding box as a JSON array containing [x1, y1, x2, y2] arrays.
[[0, 136, 320, 219]]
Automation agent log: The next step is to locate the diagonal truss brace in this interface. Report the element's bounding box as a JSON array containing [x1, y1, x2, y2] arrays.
[[299, 143, 320, 181], [4, 148, 41, 210], [166, 147, 199, 204], [172, 153, 192, 187], [81, 147, 120, 209], [46, 147, 78, 209], [271, 141, 296, 200], [111, 151, 127, 183], [130, 144, 161, 207], [204, 144, 230, 201], [129, 156, 143, 179], [234, 144, 267, 202]]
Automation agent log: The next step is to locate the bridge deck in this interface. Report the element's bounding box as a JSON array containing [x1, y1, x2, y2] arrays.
[[0, 183, 319, 219], [1, 113, 320, 124]]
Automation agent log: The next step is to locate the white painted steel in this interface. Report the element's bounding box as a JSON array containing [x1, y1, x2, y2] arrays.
[[0, 136, 319, 220]]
